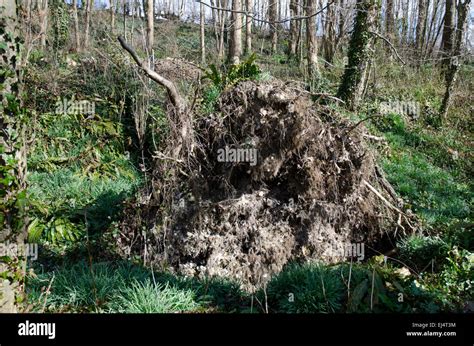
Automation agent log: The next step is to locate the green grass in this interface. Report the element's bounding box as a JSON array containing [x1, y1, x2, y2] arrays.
[[108, 279, 201, 313], [26, 261, 245, 313], [383, 151, 471, 226]]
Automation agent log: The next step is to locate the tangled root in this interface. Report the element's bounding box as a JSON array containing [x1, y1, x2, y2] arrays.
[[119, 81, 412, 291]]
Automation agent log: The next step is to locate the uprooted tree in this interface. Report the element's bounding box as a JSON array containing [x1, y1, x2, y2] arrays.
[[117, 36, 414, 291]]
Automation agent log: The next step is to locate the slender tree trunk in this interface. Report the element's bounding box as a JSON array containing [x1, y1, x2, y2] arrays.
[[337, 0, 379, 109], [72, 0, 80, 51], [306, 0, 319, 78], [386, 0, 394, 39], [218, 0, 228, 60], [440, 0, 454, 65], [416, 0, 427, 59], [146, 0, 154, 52], [440, 0, 471, 118], [269, 0, 278, 53], [111, 0, 115, 32], [401, 0, 409, 44], [245, 0, 253, 54], [200, 1, 205, 63], [39, 0, 48, 47], [229, 0, 242, 64], [84, 0, 93, 49], [323, 2, 336, 64], [289, 0, 299, 57]]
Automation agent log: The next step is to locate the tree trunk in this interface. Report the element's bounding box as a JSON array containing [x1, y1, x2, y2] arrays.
[[289, 0, 299, 57], [386, 0, 394, 39], [0, 0, 26, 313], [229, 0, 242, 64], [72, 0, 80, 50], [337, 0, 379, 110], [440, 0, 471, 118], [269, 0, 278, 53], [146, 0, 154, 52], [440, 0, 454, 65], [218, 0, 228, 60], [200, 1, 206, 63], [84, 0, 93, 49], [306, 0, 319, 78], [111, 0, 115, 32], [39, 0, 48, 47], [415, 0, 427, 60], [245, 0, 253, 54], [323, 1, 336, 64]]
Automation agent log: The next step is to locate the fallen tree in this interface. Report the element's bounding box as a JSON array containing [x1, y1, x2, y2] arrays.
[[117, 38, 415, 291]]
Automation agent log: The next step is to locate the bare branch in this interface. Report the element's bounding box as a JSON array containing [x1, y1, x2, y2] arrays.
[[369, 31, 406, 65], [197, 0, 335, 25], [117, 36, 185, 111]]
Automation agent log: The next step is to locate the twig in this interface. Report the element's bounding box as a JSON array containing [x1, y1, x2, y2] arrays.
[[370, 268, 375, 311], [197, 0, 335, 25], [41, 274, 55, 313], [369, 31, 406, 65]]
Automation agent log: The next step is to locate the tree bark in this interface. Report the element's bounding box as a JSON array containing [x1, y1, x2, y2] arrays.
[[84, 0, 93, 49], [245, 0, 253, 54], [229, 0, 242, 64], [306, 0, 319, 78], [337, 0, 379, 110], [110, 0, 115, 32], [323, 1, 336, 64], [415, 0, 427, 60], [72, 0, 80, 50], [440, 0, 471, 118], [200, 1, 206, 63], [440, 0, 454, 64], [0, 0, 26, 313], [269, 0, 278, 53], [289, 0, 299, 57], [146, 0, 154, 52], [386, 0, 394, 39], [39, 0, 48, 47]]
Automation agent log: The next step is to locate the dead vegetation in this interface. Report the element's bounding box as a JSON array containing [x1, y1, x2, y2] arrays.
[[117, 80, 414, 291]]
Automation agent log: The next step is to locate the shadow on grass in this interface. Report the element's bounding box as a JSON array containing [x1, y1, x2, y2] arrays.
[[26, 260, 250, 313], [26, 258, 457, 314]]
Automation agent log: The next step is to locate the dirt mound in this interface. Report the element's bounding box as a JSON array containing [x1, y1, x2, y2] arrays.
[[154, 58, 202, 84], [119, 81, 412, 291]]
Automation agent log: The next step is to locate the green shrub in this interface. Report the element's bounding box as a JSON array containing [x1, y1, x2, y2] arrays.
[[265, 262, 345, 313], [397, 235, 450, 271], [204, 53, 261, 91]]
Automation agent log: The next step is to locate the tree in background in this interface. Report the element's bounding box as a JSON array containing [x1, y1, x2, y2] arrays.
[[245, 0, 253, 54], [440, 0, 454, 67], [84, 0, 93, 49], [200, 0, 206, 63], [337, 0, 379, 109], [415, 0, 427, 62], [306, 0, 319, 78], [289, 0, 300, 57], [269, 0, 278, 53], [146, 0, 154, 53], [440, 0, 471, 118], [229, 0, 242, 64]]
